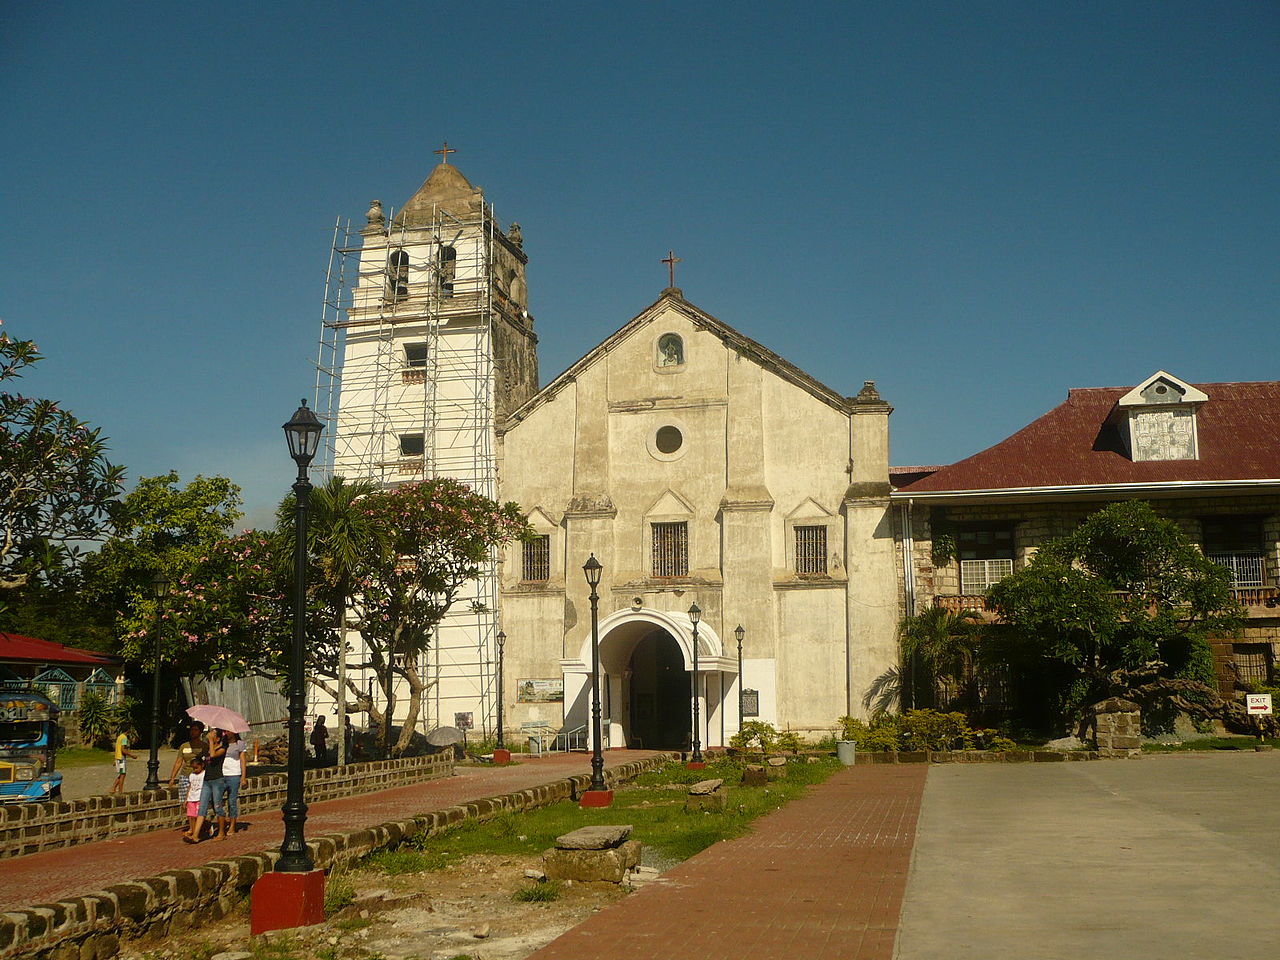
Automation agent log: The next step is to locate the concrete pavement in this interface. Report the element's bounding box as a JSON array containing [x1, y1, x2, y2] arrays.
[[895, 752, 1280, 960]]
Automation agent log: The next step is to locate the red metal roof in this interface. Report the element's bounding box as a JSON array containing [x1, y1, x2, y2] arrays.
[[0, 633, 118, 666], [897, 380, 1280, 494]]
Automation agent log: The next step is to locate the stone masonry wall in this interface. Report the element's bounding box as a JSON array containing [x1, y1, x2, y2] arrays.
[[0, 754, 453, 861], [0, 754, 675, 960]]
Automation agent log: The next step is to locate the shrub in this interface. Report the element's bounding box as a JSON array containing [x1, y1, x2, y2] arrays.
[[729, 720, 778, 753], [774, 729, 805, 753], [900, 709, 973, 751], [76, 690, 115, 747]]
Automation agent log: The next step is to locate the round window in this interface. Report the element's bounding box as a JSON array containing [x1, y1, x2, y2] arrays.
[[655, 425, 683, 454]]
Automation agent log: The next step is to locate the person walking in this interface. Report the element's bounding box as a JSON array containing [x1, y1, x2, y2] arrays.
[[184, 727, 227, 843], [110, 726, 137, 794], [218, 731, 246, 840], [167, 720, 206, 804], [310, 715, 329, 764], [344, 715, 355, 763], [182, 758, 206, 839]]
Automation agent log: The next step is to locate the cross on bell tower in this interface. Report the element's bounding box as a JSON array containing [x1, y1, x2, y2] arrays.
[[434, 140, 457, 164]]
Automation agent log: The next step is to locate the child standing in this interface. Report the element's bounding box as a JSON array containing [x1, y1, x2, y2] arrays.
[[110, 728, 137, 794], [184, 759, 206, 840]]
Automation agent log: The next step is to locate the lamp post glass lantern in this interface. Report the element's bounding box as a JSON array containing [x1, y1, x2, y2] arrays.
[[688, 602, 702, 764], [583, 555, 607, 794], [734, 624, 745, 733], [144, 573, 170, 791], [278, 399, 323, 873]]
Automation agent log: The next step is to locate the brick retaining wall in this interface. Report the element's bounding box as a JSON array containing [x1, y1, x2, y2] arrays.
[[0, 753, 676, 960], [0, 754, 454, 861]]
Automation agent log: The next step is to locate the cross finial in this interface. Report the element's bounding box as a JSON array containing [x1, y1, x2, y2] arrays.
[[661, 250, 681, 289], [434, 141, 457, 164]]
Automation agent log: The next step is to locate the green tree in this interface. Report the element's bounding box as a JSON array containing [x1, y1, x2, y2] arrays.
[[159, 477, 532, 756], [82, 472, 243, 634], [299, 475, 379, 764], [987, 501, 1251, 732], [316, 477, 532, 756], [898, 605, 985, 711], [0, 332, 124, 592]]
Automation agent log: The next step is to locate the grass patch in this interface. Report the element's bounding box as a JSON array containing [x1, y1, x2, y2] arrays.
[[1142, 736, 1280, 752], [323, 864, 356, 913], [512, 879, 561, 902], [376, 756, 841, 869], [362, 845, 447, 874], [54, 747, 115, 770], [333, 916, 373, 932]]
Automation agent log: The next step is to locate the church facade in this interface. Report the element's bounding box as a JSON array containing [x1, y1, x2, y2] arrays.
[[322, 157, 901, 746], [498, 291, 899, 747]]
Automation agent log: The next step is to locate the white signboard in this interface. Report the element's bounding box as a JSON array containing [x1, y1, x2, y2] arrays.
[[1245, 693, 1273, 716]]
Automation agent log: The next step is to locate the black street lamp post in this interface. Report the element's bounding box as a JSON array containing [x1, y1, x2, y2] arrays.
[[278, 399, 323, 874], [143, 573, 170, 792], [734, 624, 745, 733], [583, 555, 607, 795], [688, 602, 703, 765], [495, 630, 507, 752]]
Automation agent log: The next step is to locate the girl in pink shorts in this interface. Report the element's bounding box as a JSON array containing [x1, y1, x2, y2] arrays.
[[184, 759, 206, 837]]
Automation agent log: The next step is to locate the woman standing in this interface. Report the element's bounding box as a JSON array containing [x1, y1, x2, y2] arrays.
[[184, 727, 226, 843], [218, 731, 247, 840]]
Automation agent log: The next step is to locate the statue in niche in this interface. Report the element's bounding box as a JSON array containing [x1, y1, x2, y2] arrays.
[[657, 333, 684, 367]]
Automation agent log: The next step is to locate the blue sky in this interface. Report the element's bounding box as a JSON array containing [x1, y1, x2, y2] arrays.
[[3, 2, 1276, 528]]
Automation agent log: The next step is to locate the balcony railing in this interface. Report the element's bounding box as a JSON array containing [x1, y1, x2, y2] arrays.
[[1206, 552, 1265, 588]]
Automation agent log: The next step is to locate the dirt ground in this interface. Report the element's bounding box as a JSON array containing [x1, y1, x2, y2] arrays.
[[121, 849, 643, 960]]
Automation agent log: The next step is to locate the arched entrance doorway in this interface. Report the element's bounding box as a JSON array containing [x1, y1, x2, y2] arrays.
[[560, 607, 738, 750], [626, 629, 688, 750]]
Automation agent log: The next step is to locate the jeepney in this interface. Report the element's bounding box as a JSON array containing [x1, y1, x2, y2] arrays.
[[0, 690, 63, 802]]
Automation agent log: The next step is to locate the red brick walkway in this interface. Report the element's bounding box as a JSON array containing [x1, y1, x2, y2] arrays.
[[530, 764, 927, 960], [0, 751, 662, 912]]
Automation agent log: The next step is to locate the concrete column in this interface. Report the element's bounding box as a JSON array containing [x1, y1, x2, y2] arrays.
[[844, 383, 898, 719], [720, 352, 774, 737]]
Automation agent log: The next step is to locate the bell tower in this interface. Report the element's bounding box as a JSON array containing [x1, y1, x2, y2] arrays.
[[316, 146, 538, 732]]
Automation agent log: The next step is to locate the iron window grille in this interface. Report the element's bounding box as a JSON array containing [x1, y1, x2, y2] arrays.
[[795, 525, 828, 575], [522, 535, 551, 582], [651, 521, 688, 578]]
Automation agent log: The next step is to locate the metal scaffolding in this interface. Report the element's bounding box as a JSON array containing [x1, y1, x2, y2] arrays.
[[315, 197, 504, 738]]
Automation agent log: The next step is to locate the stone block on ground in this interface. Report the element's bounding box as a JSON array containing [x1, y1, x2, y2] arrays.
[[542, 839, 642, 883], [554, 824, 633, 850], [688, 778, 723, 795], [742, 765, 767, 786], [685, 791, 727, 812]]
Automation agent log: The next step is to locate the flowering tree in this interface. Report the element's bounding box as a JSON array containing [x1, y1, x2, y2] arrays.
[[308, 477, 531, 755], [0, 333, 124, 591], [153, 477, 531, 755]]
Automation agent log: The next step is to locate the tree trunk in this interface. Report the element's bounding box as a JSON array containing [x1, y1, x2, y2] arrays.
[[336, 605, 347, 766]]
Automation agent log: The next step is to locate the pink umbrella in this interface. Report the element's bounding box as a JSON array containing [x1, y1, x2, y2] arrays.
[[186, 704, 251, 733]]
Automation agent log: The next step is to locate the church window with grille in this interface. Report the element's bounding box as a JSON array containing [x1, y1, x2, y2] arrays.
[[795, 525, 828, 575], [651, 522, 688, 578], [522, 535, 551, 582], [387, 249, 409, 301], [404, 343, 428, 368], [439, 245, 457, 297]]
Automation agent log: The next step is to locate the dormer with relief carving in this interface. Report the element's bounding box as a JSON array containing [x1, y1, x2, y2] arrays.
[[1112, 371, 1208, 462]]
